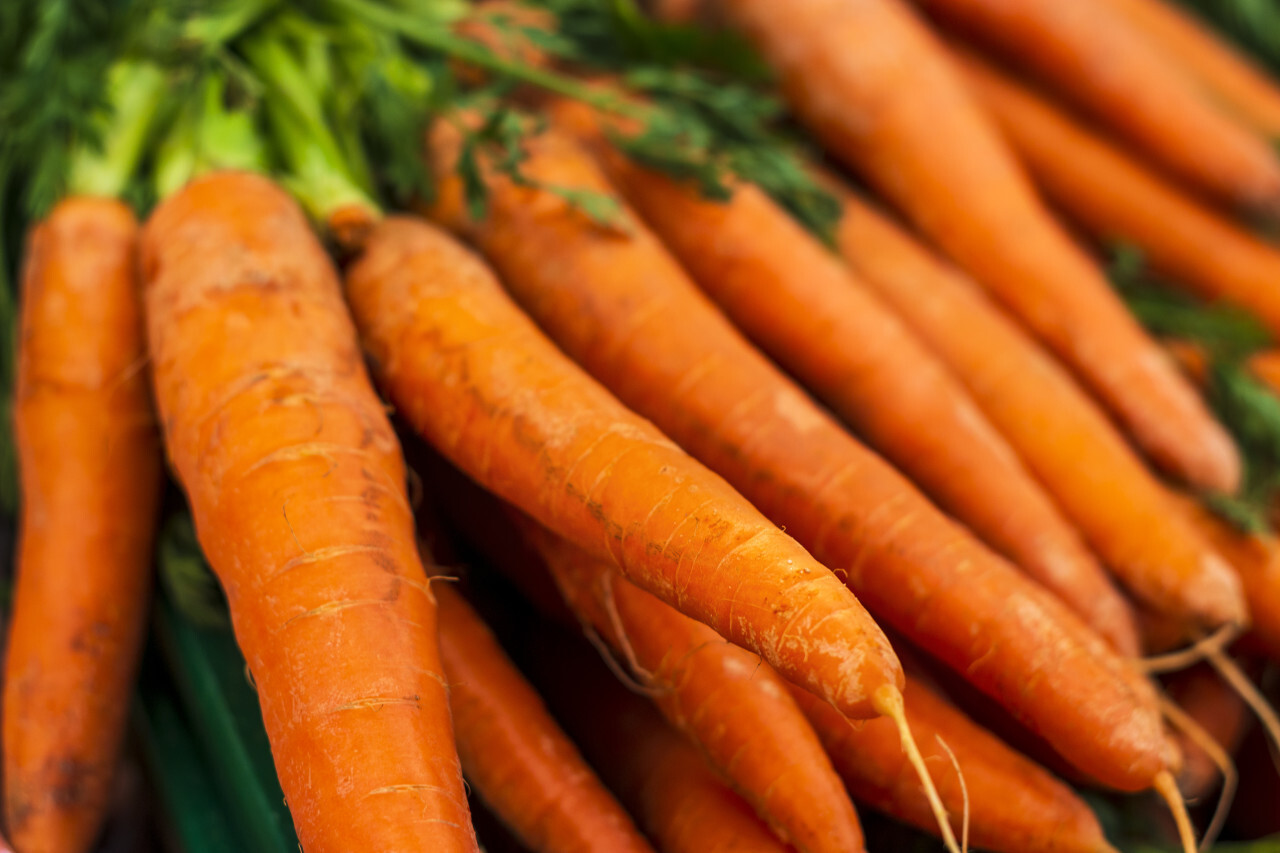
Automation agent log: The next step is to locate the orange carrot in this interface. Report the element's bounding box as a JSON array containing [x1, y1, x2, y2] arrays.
[[821, 178, 1246, 632], [434, 581, 653, 853], [912, 0, 1280, 213], [1164, 664, 1249, 800], [716, 0, 1241, 493], [343, 214, 902, 722], [142, 172, 475, 853], [4, 197, 162, 853], [952, 45, 1280, 339], [530, 633, 796, 853], [518, 518, 864, 853], [1169, 493, 1280, 662], [793, 675, 1117, 853], [422, 121, 1168, 792], [550, 96, 1138, 655], [1103, 0, 1280, 137]]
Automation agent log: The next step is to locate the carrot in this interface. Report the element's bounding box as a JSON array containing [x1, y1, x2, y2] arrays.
[[550, 96, 1138, 655], [529, 632, 795, 853], [4, 197, 161, 853], [820, 178, 1247, 632], [951, 45, 1280, 340], [912, 0, 1280, 214], [422, 121, 1168, 792], [1168, 493, 1280, 662], [1102, 0, 1280, 137], [342, 214, 903, 724], [434, 581, 652, 853], [793, 675, 1117, 853], [517, 518, 864, 853], [1164, 664, 1249, 800], [141, 171, 475, 853], [716, 0, 1241, 493]]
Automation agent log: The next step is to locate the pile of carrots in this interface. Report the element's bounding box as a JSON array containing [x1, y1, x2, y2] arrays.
[[8, 0, 1280, 850]]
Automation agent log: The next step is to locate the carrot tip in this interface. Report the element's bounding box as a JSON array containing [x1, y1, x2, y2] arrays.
[[872, 684, 961, 853], [1155, 769, 1197, 853], [1138, 622, 1240, 674], [1204, 648, 1280, 783], [1157, 693, 1236, 852]]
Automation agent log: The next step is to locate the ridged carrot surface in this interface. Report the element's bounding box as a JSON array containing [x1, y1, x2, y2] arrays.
[[423, 123, 1167, 791], [142, 172, 476, 853], [954, 46, 1280, 340], [718, 0, 1240, 493], [793, 676, 1117, 853], [5, 198, 161, 853], [823, 180, 1246, 632], [435, 583, 653, 853], [520, 520, 863, 853], [548, 97, 1136, 655], [343, 214, 902, 721]]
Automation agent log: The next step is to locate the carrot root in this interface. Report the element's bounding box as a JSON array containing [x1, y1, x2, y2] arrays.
[[1155, 769, 1197, 853], [935, 734, 970, 853], [1156, 694, 1236, 852], [873, 684, 962, 853], [1139, 623, 1240, 674], [1204, 649, 1280, 781]]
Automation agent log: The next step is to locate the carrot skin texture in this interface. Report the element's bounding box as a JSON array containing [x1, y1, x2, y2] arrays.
[[954, 46, 1280, 340], [1102, 0, 1280, 136], [531, 639, 794, 853], [793, 677, 1117, 853], [4, 198, 162, 853], [435, 583, 653, 853], [718, 0, 1240, 493], [141, 172, 476, 853], [913, 0, 1280, 213], [520, 521, 864, 853], [423, 125, 1166, 792], [548, 97, 1137, 656], [344, 214, 901, 720], [823, 181, 1246, 631]]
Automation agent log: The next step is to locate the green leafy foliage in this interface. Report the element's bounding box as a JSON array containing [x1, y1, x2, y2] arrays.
[[1173, 0, 1280, 74]]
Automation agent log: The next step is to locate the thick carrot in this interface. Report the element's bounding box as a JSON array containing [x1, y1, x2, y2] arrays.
[[821, 178, 1246, 631], [529, 634, 795, 853], [550, 96, 1138, 655], [141, 172, 475, 853], [343, 214, 902, 721], [434, 581, 653, 853], [518, 518, 864, 853], [715, 0, 1241, 493], [1164, 664, 1249, 800], [912, 0, 1280, 213], [952, 45, 1280, 340], [423, 122, 1168, 792], [1102, 0, 1280, 137], [4, 198, 161, 853], [793, 675, 1117, 853]]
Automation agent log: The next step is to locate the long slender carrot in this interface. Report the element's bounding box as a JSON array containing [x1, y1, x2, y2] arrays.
[[517, 518, 864, 853], [911, 0, 1280, 213], [793, 675, 1117, 853], [1102, 0, 1280, 137], [820, 178, 1246, 632], [4, 197, 162, 853], [714, 0, 1241, 493], [141, 171, 476, 853], [952, 44, 1280, 339], [422, 121, 1168, 792], [342, 214, 902, 722], [529, 633, 795, 853], [434, 581, 653, 853], [549, 96, 1138, 655]]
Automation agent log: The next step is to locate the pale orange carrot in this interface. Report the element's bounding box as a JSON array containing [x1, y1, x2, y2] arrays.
[[715, 0, 1240, 492]]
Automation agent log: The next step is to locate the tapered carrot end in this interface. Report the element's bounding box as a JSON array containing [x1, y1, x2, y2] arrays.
[[1155, 769, 1197, 853], [326, 203, 381, 255], [872, 684, 962, 853], [1158, 694, 1237, 852]]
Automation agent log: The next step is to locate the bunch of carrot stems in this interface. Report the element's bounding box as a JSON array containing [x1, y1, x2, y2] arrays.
[[9, 0, 1280, 851]]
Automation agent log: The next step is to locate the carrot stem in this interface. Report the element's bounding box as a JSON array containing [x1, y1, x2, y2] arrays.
[[1157, 694, 1236, 852], [873, 684, 961, 853], [66, 59, 167, 199], [152, 70, 268, 199], [1155, 769, 1197, 853]]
